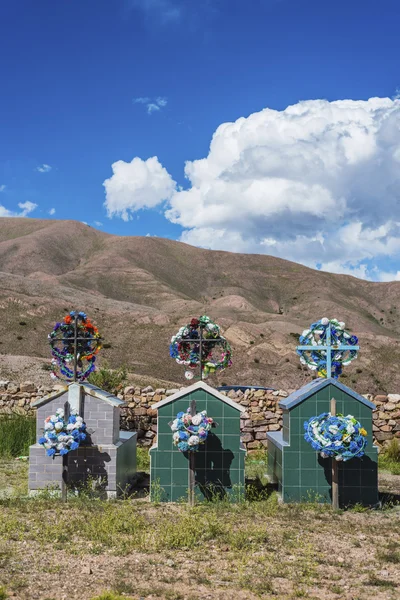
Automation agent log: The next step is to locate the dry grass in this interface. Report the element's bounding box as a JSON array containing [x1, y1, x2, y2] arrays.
[[0, 460, 399, 600]]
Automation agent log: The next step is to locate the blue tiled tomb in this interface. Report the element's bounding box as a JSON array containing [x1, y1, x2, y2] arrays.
[[267, 378, 378, 506]]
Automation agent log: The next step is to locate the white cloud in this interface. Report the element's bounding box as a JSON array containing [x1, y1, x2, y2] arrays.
[[106, 96, 400, 280], [0, 185, 6, 192], [103, 156, 176, 221], [0, 201, 38, 218], [94, 221, 103, 226], [36, 164, 52, 173], [18, 201, 38, 216], [48, 208, 56, 215], [133, 96, 168, 115], [128, 0, 181, 22]]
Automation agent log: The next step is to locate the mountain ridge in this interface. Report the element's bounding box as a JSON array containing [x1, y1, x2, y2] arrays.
[[0, 217, 399, 393]]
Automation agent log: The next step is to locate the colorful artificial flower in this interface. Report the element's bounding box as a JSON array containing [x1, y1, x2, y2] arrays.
[[169, 315, 232, 379], [304, 413, 367, 461], [296, 318, 358, 379], [170, 408, 214, 452], [39, 408, 87, 458], [48, 311, 102, 382]]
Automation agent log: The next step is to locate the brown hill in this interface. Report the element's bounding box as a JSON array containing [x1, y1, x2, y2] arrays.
[[1, 217, 400, 393]]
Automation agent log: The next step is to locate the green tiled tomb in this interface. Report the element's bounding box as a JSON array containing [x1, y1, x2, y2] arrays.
[[150, 381, 245, 502], [267, 378, 378, 507]]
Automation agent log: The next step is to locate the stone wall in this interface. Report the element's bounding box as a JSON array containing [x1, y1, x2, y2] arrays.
[[1, 381, 399, 450]]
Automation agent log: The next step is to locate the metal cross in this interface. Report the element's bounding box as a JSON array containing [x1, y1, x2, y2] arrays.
[[179, 327, 226, 381], [49, 311, 102, 382], [296, 322, 359, 378], [188, 398, 197, 506]]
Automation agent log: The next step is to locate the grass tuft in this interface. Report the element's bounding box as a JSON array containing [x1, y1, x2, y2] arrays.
[[0, 415, 36, 458]]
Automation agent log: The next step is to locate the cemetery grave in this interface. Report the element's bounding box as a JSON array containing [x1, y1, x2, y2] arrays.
[[0, 312, 399, 600], [29, 311, 136, 497]]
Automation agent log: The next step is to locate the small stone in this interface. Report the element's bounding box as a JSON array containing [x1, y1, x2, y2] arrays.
[[82, 565, 93, 574], [166, 388, 179, 396], [20, 381, 35, 392], [387, 394, 400, 403], [268, 424, 280, 431], [154, 388, 166, 395], [165, 559, 175, 567], [384, 403, 396, 411], [141, 386, 154, 393], [124, 385, 135, 395]]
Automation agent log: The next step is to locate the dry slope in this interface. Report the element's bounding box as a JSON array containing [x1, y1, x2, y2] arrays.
[[1, 217, 400, 392]]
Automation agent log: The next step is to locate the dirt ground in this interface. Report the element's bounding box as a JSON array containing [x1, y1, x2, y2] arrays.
[[0, 462, 399, 600]]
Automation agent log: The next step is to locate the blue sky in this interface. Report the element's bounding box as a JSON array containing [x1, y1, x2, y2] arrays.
[[1, 0, 400, 280]]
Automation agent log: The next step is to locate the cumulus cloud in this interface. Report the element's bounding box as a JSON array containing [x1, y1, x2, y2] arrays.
[[106, 97, 400, 280], [103, 156, 176, 221], [0, 185, 6, 192], [48, 208, 56, 215], [36, 164, 52, 173], [0, 201, 38, 218], [133, 96, 168, 115]]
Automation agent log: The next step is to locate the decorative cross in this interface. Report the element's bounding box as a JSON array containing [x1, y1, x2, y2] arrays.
[[48, 310, 100, 501], [182, 331, 226, 381], [188, 398, 197, 506], [330, 397, 339, 510], [296, 320, 359, 378], [49, 310, 102, 382]]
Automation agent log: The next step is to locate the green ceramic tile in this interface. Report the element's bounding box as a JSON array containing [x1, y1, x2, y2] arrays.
[[289, 435, 302, 451], [223, 404, 239, 418], [284, 469, 300, 486], [283, 487, 301, 502], [157, 451, 174, 469], [284, 451, 300, 470], [171, 486, 188, 502], [301, 469, 318, 487], [172, 468, 189, 486], [222, 418, 239, 435], [172, 451, 188, 469]]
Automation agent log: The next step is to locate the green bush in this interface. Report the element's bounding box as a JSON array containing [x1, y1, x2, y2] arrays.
[[384, 438, 400, 462], [0, 414, 36, 458], [88, 362, 127, 394], [136, 447, 150, 472], [379, 439, 400, 475]]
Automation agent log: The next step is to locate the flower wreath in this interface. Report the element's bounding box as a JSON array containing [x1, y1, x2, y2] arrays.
[[169, 315, 232, 379], [296, 318, 358, 378], [170, 409, 214, 452], [304, 412, 367, 461], [39, 408, 87, 457], [48, 311, 102, 381]]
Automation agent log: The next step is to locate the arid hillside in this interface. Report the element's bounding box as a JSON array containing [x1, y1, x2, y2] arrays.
[[1, 217, 400, 392]]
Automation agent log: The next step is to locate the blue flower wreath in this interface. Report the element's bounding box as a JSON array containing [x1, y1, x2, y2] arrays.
[[39, 408, 87, 458], [304, 413, 367, 461], [170, 409, 214, 452]]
